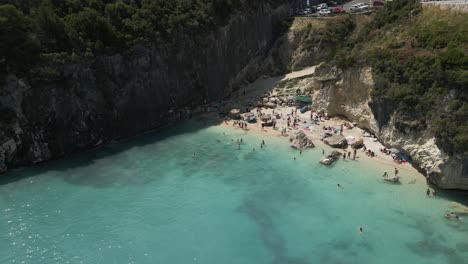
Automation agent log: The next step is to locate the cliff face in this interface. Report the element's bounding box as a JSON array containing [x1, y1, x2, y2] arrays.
[[0, 4, 289, 173], [309, 66, 468, 190], [262, 10, 468, 190]]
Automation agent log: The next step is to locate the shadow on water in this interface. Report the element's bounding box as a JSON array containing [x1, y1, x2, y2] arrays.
[[237, 196, 310, 264], [0, 116, 222, 187], [404, 215, 467, 264], [436, 189, 468, 208]]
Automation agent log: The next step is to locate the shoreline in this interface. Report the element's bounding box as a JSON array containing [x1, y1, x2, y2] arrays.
[[210, 111, 421, 180], [200, 64, 426, 184]]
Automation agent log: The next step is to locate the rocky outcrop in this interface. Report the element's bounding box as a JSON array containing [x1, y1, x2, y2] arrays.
[[320, 150, 341, 165], [310, 65, 468, 190], [0, 3, 289, 174], [323, 134, 347, 148], [289, 130, 314, 149]]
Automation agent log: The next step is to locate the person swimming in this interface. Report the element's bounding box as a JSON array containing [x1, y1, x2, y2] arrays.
[[359, 226, 363, 233], [192, 153, 196, 159], [337, 184, 343, 189]]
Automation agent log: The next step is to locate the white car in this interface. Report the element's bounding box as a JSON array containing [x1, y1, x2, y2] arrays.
[[318, 3, 329, 9], [318, 9, 331, 16], [350, 3, 369, 12]]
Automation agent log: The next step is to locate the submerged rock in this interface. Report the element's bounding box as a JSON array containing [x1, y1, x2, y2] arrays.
[[289, 130, 314, 149], [323, 134, 348, 148]]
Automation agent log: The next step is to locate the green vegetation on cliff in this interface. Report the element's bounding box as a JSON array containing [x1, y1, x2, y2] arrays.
[[0, 0, 284, 76], [322, 0, 467, 156]]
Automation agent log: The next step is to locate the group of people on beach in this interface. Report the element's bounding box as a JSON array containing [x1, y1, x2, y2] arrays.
[[231, 120, 248, 130], [342, 150, 357, 160], [362, 146, 376, 158]]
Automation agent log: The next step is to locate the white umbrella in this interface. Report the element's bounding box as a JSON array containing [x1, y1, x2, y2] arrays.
[[389, 148, 400, 154]]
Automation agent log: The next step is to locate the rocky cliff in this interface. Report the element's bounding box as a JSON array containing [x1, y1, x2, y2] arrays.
[[308, 66, 468, 190], [265, 5, 468, 190], [0, 4, 289, 173]]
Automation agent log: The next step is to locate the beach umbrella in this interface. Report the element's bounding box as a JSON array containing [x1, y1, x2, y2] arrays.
[[230, 109, 240, 115], [295, 96, 312, 103], [389, 148, 400, 154]]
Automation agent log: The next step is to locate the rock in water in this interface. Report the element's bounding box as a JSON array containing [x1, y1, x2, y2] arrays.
[[289, 130, 314, 149], [323, 134, 348, 148]]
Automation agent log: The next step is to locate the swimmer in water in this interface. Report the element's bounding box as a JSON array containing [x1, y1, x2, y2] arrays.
[[337, 184, 343, 189], [359, 226, 363, 233], [294, 157, 296, 160], [192, 153, 196, 159], [300, 150, 302, 155]]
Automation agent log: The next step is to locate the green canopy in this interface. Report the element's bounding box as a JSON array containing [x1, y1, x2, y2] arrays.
[[295, 96, 312, 103]]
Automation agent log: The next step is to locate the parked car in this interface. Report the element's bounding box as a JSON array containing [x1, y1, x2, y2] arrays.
[[373, 0, 385, 7], [331, 7, 346, 14], [327, 1, 338, 7], [350, 3, 369, 12], [318, 3, 329, 9], [318, 9, 331, 16]]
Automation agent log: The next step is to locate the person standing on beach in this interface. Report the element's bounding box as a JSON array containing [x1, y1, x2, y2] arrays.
[[322, 149, 325, 155], [426, 189, 431, 196], [343, 152, 346, 159], [394, 168, 399, 176], [348, 152, 351, 159]]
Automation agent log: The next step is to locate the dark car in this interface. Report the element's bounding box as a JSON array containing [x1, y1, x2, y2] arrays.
[[373, 0, 385, 7], [327, 1, 338, 7], [331, 7, 346, 13]]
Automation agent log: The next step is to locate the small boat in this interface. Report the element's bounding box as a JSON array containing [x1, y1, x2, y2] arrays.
[[383, 175, 400, 183]]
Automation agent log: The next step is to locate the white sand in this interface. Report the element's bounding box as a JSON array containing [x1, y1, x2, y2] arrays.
[[212, 67, 423, 180]]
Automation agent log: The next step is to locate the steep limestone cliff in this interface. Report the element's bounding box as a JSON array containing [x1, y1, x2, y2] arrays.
[[0, 4, 289, 173], [262, 5, 468, 190], [305, 65, 468, 190]]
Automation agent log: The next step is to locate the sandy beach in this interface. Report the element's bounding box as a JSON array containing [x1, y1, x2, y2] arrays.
[[206, 66, 424, 182]]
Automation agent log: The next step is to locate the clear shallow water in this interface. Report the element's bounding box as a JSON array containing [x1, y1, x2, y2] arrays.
[[1, 120, 468, 264]]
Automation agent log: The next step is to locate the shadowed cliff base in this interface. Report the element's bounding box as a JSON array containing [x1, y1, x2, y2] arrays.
[[0, 117, 221, 187]]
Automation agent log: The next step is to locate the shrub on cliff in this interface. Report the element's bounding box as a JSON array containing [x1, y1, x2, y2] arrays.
[[361, 2, 468, 156]]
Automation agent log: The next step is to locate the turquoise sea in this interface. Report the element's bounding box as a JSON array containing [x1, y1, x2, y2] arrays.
[[1, 119, 468, 264]]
